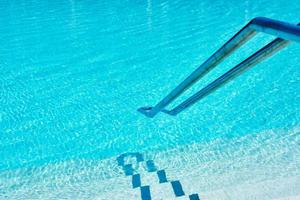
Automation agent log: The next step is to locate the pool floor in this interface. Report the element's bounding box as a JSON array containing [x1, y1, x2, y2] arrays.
[[1, 126, 299, 199]]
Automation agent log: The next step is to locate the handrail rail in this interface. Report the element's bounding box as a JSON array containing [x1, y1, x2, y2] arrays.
[[138, 17, 300, 118]]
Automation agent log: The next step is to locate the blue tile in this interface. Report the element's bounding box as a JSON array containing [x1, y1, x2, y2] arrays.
[[157, 170, 168, 183], [116, 154, 126, 166], [141, 186, 151, 200], [171, 181, 185, 197], [189, 194, 200, 200], [146, 160, 157, 172], [132, 174, 141, 188], [135, 153, 144, 162], [123, 164, 134, 176]]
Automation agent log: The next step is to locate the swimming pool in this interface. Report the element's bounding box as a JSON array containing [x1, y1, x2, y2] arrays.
[[0, 0, 300, 199]]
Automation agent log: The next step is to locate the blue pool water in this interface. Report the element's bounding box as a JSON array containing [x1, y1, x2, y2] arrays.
[[0, 0, 300, 199]]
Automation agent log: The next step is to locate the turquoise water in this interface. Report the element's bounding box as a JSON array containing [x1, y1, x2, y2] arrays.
[[0, 0, 300, 198]]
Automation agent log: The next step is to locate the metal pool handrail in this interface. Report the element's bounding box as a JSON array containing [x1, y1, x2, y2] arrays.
[[138, 17, 300, 118]]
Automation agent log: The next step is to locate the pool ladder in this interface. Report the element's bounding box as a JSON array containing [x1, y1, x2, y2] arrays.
[[138, 17, 300, 118]]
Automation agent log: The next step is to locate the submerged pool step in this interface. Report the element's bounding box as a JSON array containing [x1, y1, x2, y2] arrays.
[[92, 173, 300, 200], [2, 128, 298, 199], [117, 152, 200, 200]]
